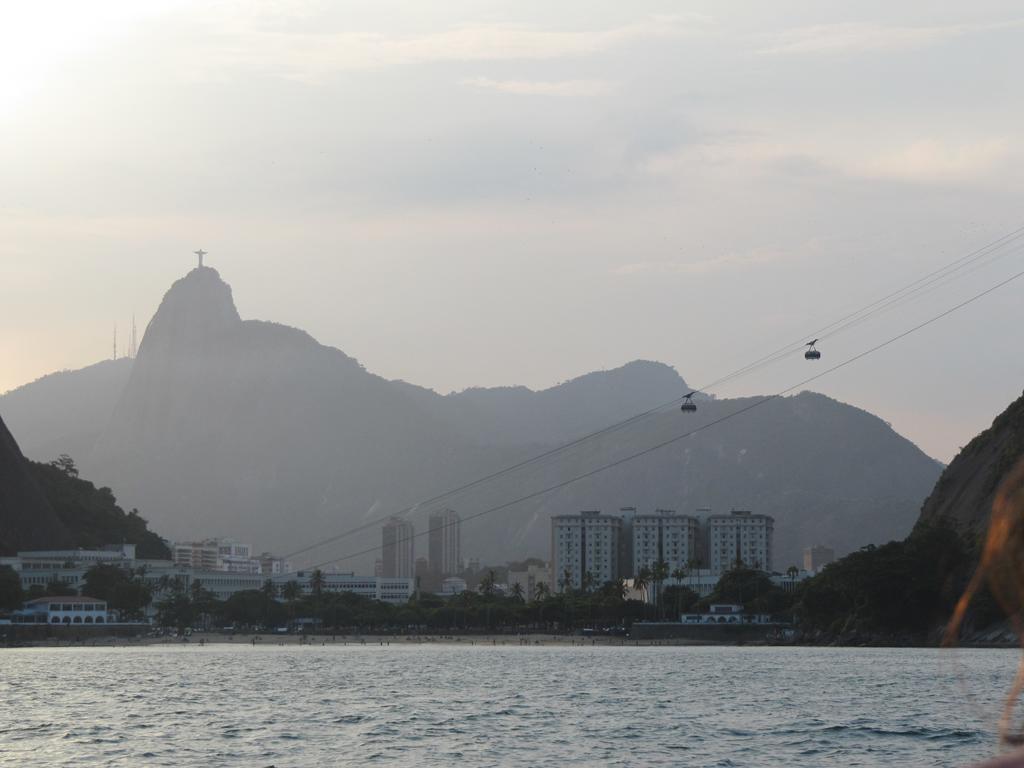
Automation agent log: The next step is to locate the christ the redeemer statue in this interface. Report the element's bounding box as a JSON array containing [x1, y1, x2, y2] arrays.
[[194, 249, 207, 268]]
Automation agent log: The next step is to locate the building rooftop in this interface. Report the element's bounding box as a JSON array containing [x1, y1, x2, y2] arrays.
[[25, 595, 105, 605]]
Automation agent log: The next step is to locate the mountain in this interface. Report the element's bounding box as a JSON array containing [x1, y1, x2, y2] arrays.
[[0, 414, 70, 554], [0, 358, 132, 462], [916, 389, 1024, 534], [0, 415, 168, 557], [0, 266, 944, 569]]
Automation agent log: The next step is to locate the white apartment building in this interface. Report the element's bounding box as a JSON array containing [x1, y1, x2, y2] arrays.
[[172, 539, 261, 574], [707, 510, 774, 576], [381, 518, 415, 579], [631, 509, 699, 576], [258, 553, 293, 576], [803, 545, 835, 574], [550, 511, 622, 591], [427, 509, 461, 577]]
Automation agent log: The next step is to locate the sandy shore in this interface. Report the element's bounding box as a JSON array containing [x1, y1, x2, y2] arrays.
[[4, 632, 716, 649]]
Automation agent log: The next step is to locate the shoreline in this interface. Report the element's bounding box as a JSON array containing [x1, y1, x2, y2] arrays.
[[2, 631, 1019, 650]]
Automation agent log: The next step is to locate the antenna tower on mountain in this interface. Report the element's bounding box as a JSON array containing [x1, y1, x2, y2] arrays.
[[129, 314, 138, 358]]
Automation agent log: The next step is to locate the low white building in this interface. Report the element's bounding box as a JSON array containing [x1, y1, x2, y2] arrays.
[[680, 604, 773, 625], [14, 596, 110, 625], [3, 546, 416, 612], [439, 576, 468, 597], [276, 571, 414, 604], [507, 563, 551, 601]]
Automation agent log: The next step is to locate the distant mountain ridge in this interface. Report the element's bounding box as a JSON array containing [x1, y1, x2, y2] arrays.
[[0, 266, 944, 569]]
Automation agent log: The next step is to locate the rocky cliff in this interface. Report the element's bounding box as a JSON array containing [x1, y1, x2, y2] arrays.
[[916, 389, 1024, 535]]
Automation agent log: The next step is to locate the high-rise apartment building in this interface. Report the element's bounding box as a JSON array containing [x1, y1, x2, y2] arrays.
[[707, 510, 774, 576], [803, 544, 835, 574], [550, 510, 623, 591], [632, 509, 699, 576], [427, 508, 461, 576], [382, 517, 415, 579]]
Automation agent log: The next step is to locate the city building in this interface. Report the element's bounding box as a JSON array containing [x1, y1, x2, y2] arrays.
[[550, 510, 623, 591], [428, 509, 461, 577], [439, 576, 468, 597], [12, 596, 110, 625], [803, 545, 835, 574], [632, 509, 699, 576], [258, 552, 292, 576], [707, 510, 774, 576], [281, 571, 414, 604], [172, 538, 261, 574], [507, 562, 551, 601], [2, 546, 415, 613], [381, 517, 415, 579]]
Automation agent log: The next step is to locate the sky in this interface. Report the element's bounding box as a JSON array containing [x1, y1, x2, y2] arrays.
[[1, 0, 1023, 463]]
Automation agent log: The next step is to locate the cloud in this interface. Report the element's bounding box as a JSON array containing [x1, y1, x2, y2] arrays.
[[613, 251, 785, 276], [758, 20, 1024, 56], [190, 14, 703, 82], [460, 76, 608, 96], [641, 135, 1013, 185], [858, 138, 1012, 182]]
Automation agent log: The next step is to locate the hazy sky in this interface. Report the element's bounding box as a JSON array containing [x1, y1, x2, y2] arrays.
[[2, 1, 1023, 462]]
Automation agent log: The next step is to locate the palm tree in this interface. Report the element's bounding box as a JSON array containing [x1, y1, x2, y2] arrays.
[[559, 568, 573, 594], [310, 569, 325, 598], [581, 570, 596, 594], [671, 567, 687, 584], [615, 578, 628, 601], [281, 580, 302, 623], [633, 567, 651, 603], [479, 570, 497, 597], [786, 565, 799, 581], [511, 582, 525, 602], [652, 560, 670, 618], [534, 582, 550, 602]]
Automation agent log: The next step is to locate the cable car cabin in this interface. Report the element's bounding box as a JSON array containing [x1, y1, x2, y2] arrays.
[[680, 393, 697, 413], [804, 340, 821, 360]]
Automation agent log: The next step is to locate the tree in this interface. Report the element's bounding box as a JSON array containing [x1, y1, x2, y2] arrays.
[[510, 582, 525, 602], [83, 564, 152, 620], [633, 567, 651, 602], [49, 453, 79, 478], [581, 570, 596, 594], [559, 568, 573, 593], [533, 582, 550, 602], [479, 570, 497, 597], [786, 565, 800, 581], [0, 566, 23, 610], [652, 561, 670, 617], [663, 585, 699, 617], [310, 569, 325, 598], [45, 578, 77, 596], [281, 580, 302, 622]]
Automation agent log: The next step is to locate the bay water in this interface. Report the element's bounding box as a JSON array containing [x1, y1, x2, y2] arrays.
[[0, 644, 1018, 766]]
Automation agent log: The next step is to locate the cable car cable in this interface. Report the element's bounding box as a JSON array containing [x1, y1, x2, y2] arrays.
[[298, 264, 1024, 572]]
